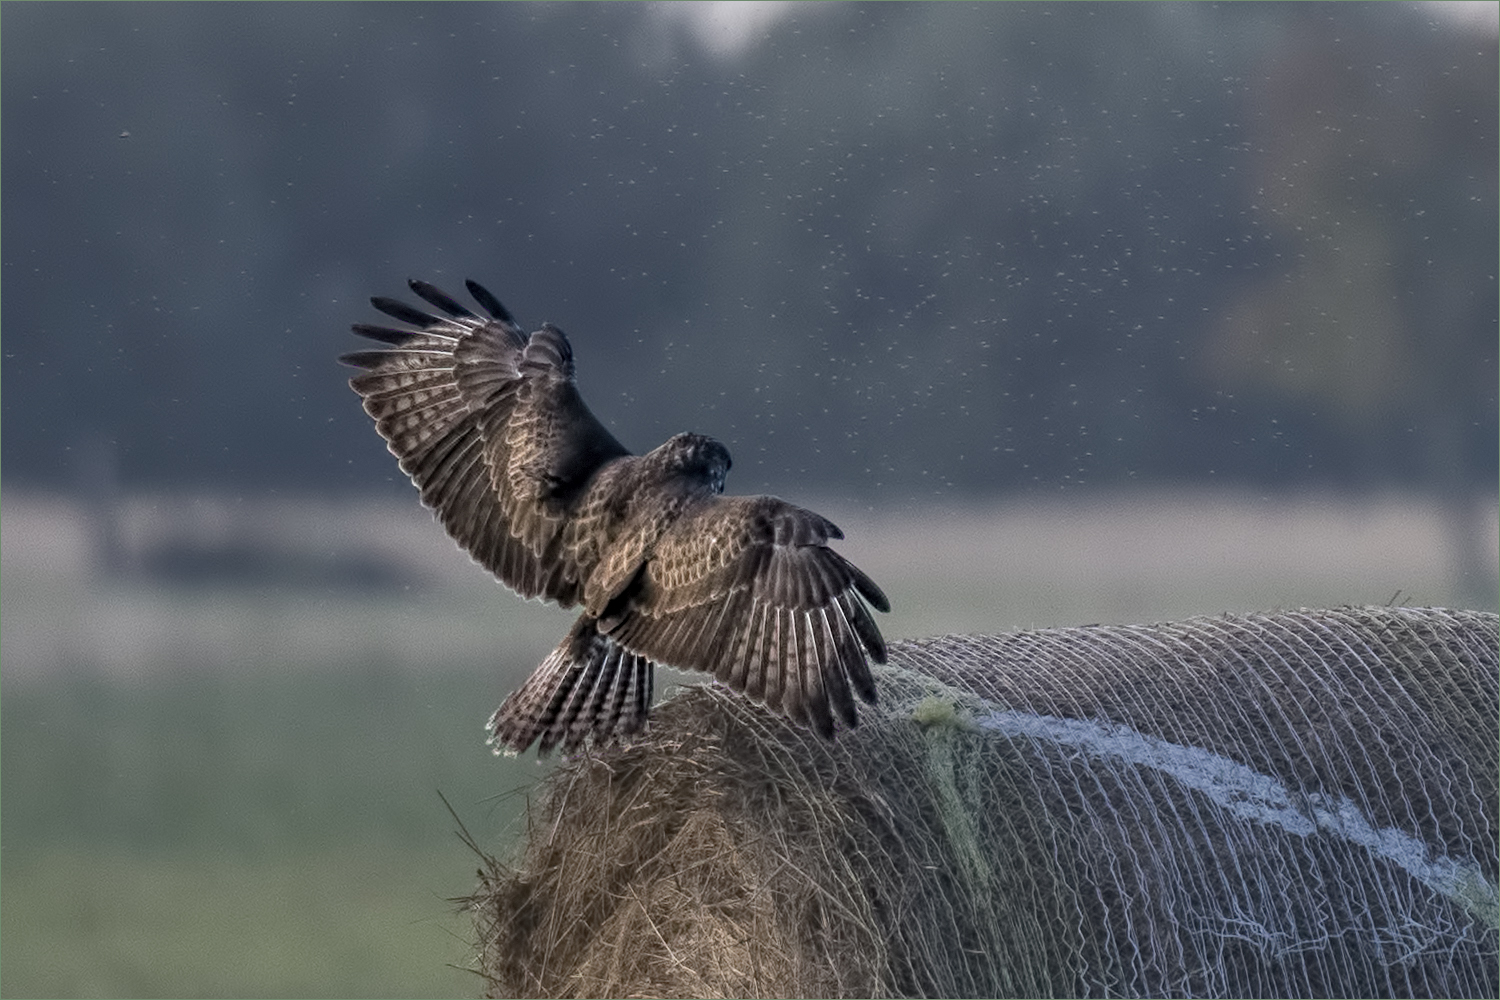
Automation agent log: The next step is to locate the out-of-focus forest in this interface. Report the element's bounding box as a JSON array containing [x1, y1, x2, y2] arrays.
[[2, 3, 1496, 997], [4, 2, 1494, 499]]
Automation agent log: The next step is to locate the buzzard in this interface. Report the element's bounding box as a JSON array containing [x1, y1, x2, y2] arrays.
[[341, 279, 889, 754]]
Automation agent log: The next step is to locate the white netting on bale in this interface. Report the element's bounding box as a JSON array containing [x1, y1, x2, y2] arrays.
[[466, 606, 1498, 998]]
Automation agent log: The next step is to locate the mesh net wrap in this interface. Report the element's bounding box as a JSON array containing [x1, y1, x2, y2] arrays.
[[469, 606, 1499, 998]]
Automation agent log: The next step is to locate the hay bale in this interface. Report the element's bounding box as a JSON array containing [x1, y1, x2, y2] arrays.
[[465, 606, 1498, 998]]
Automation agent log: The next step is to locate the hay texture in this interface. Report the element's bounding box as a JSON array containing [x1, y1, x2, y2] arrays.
[[466, 606, 1498, 998]]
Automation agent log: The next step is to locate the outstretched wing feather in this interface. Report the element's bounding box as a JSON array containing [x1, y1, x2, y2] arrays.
[[464, 278, 518, 326], [407, 278, 479, 319], [605, 495, 886, 735], [341, 280, 630, 605]]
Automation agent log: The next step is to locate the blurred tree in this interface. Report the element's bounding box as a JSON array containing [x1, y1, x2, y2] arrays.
[[0, 2, 1492, 530], [1206, 4, 1497, 601]]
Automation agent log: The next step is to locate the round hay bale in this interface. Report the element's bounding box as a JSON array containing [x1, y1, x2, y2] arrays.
[[465, 606, 1498, 998]]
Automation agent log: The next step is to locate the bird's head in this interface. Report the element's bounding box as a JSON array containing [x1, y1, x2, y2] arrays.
[[657, 432, 732, 493]]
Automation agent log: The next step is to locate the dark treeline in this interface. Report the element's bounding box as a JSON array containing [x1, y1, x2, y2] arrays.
[[3, 2, 1494, 502]]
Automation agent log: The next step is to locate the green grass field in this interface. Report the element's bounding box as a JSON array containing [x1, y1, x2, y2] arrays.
[[1, 664, 550, 998], [2, 490, 1491, 996]]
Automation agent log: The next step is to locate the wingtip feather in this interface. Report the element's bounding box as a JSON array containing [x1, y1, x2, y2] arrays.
[[370, 295, 440, 328], [465, 279, 517, 325], [408, 279, 477, 319]]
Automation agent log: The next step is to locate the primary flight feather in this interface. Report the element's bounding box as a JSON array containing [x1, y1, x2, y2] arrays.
[[341, 279, 888, 754]]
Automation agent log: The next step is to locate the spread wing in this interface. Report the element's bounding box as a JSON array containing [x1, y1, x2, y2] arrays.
[[602, 496, 890, 738], [340, 279, 630, 606]]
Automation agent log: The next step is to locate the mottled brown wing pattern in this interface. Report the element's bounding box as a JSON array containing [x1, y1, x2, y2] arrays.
[[340, 280, 629, 605], [605, 496, 890, 739]]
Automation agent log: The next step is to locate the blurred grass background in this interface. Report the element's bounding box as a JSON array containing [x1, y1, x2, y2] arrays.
[[2, 489, 1494, 997], [2, 659, 548, 997]]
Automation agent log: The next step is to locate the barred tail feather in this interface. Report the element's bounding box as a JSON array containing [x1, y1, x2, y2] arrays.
[[487, 616, 655, 756]]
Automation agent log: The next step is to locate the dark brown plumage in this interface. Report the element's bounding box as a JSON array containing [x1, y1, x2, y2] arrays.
[[341, 279, 889, 754]]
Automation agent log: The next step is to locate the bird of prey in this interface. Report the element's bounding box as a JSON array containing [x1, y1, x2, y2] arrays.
[[340, 279, 889, 754]]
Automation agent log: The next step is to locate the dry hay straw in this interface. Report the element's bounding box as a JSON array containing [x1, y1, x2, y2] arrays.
[[464, 606, 1498, 998]]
